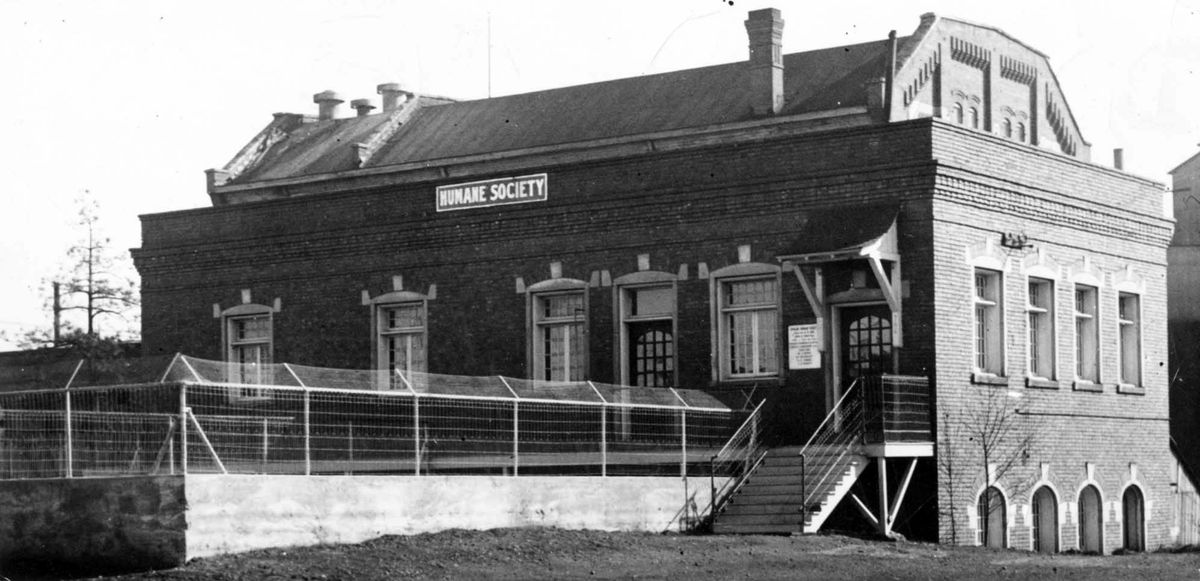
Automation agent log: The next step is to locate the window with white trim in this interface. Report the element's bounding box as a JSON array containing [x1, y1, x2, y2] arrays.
[[718, 277, 780, 379], [619, 285, 676, 387], [377, 302, 427, 378], [226, 313, 272, 398], [533, 292, 586, 381], [974, 269, 1003, 375], [1027, 278, 1055, 379], [1074, 284, 1099, 382], [1118, 292, 1141, 385]]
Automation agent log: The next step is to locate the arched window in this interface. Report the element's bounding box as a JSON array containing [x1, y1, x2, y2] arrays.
[[977, 486, 1007, 548], [1003, 118, 1013, 138], [970, 107, 980, 129], [954, 103, 964, 124], [1123, 486, 1145, 551], [1017, 122, 1027, 142], [1078, 485, 1103, 553], [1032, 486, 1058, 553]]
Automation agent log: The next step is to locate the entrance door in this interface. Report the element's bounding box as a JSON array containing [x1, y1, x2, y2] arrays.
[[840, 305, 894, 389], [1123, 486, 1145, 551], [628, 320, 674, 387], [1032, 486, 1059, 553], [1079, 485, 1103, 553]]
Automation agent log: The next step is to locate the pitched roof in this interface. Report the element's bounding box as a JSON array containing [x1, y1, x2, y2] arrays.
[[226, 38, 897, 185]]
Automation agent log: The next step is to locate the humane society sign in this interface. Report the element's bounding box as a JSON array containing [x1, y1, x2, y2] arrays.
[[436, 174, 548, 212]]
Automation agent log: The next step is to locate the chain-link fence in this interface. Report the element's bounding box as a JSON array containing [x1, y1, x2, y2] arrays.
[[0, 355, 741, 479]]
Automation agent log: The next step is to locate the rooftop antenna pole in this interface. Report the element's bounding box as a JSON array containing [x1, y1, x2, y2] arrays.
[[487, 12, 493, 98]]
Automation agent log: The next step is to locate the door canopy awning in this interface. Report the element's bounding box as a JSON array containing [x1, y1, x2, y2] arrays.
[[778, 203, 903, 348], [776, 204, 899, 264]]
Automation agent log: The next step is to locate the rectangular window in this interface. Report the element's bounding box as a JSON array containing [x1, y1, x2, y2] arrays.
[[1027, 278, 1055, 379], [719, 277, 780, 379], [378, 303, 427, 382], [620, 285, 676, 387], [533, 292, 586, 381], [974, 269, 1003, 375], [1119, 293, 1141, 385], [1074, 284, 1099, 382], [226, 314, 272, 398]]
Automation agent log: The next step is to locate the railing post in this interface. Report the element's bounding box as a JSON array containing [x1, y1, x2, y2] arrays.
[[710, 456, 716, 522], [800, 453, 807, 526], [63, 388, 73, 478], [179, 384, 188, 475], [303, 386, 311, 476]]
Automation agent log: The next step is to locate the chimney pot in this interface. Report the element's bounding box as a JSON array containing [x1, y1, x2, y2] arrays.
[[377, 82, 410, 112], [745, 8, 785, 116], [313, 90, 344, 121], [1114, 148, 1124, 170], [351, 98, 376, 117]]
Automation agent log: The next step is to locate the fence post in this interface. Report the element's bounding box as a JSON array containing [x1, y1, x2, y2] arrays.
[[179, 384, 188, 475], [512, 401, 519, 476], [413, 394, 421, 476], [600, 402, 607, 477], [680, 409, 687, 479], [303, 386, 312, 476], [261, 418, 269, 474], [64, 388, 73, 478]]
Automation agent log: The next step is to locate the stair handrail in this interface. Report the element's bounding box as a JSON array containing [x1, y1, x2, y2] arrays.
[[797, 378, 860, 452], [704, 399, 767, 527], [797, 378, 866, 523]]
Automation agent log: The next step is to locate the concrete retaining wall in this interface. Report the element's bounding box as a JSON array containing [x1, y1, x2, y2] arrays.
[[0, 476, 187, 573], [186, 474, 707, 558]]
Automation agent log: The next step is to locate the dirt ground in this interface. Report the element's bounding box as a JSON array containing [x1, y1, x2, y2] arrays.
[[17, 528, 1200, 581]]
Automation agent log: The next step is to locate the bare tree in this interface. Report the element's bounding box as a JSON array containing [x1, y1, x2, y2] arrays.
[[938, 387, 1040, 546], [4, 192, 139, 350]]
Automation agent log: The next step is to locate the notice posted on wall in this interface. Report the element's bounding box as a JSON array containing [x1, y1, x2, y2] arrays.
[[788, 324, 821, 370]]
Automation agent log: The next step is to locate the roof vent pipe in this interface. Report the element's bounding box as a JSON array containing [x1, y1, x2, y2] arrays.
[[377, 83, 409, 112], [1114, 148, 1124, 170], [745, 8, 785, 116], [313, 90, 343, 120], [351, 98, 376, 117]]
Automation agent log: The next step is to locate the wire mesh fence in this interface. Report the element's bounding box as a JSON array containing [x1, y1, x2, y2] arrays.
[[0, 355, 742, 480]]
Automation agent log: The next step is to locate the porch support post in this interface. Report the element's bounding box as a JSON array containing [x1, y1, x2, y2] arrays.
[[888, 458, 920, 527], [867, 254, 903, 347], [876, 457, 891, 536], [848, 492, 880, 528]]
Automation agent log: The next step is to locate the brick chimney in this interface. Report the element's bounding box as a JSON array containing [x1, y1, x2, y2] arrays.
[[313, 90, 343, 120], [745, 8, 785, 116], [377, 83, 409, 112], [351, 98, 376, 117]]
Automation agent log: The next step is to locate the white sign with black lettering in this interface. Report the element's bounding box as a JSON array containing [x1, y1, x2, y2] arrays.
[[788, 324, 820, 370]]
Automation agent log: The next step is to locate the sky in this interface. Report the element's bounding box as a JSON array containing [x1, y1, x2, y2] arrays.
[[1, 0, 1198, 350]]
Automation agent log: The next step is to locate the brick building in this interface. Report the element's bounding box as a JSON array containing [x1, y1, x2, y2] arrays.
[[133, 10, 1176, 550]]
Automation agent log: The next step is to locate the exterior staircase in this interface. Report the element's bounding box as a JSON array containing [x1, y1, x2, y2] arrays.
[[711, 445, 867, 534], [705, 375, 932, 536]]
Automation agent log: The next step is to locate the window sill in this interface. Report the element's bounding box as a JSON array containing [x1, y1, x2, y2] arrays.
[[971, 372, 1008, 386], [1117, 383, 1146, 395], [712, 376, 785, 389], [1072, 380, 1103, 393], [1025, 377, 1060, 390]]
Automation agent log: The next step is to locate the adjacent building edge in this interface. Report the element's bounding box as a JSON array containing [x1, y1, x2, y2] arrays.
[[0, 475, 711, 574]]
